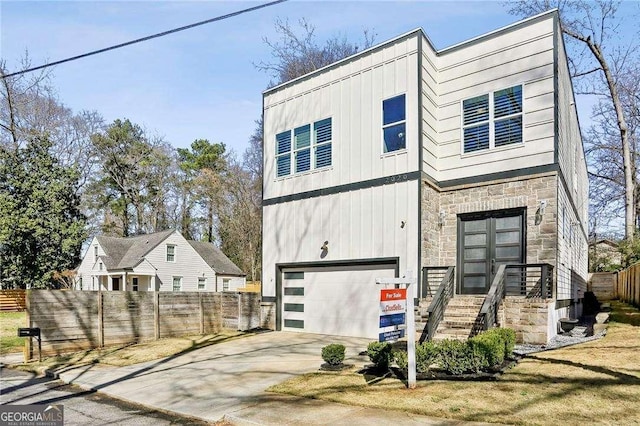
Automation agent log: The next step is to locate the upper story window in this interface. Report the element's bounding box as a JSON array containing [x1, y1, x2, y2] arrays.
[[462, 85, 523, 154], [166, 244, 176, 262], [94, 245, 98, 261], [276, 118, 332, 178], [382, 94, 406, 153]]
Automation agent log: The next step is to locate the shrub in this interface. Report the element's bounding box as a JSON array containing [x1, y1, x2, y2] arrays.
[[494, 327, 516, 358], [437, 339, 487, 375], [321, 343, 345, 366], [367, 341, 393, 369], [393, 341, 438, 373], [470, 330, 505, 367]]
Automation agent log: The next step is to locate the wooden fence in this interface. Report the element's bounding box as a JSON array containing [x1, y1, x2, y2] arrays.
[[25, 290, 261, 359], [617, 263, 640, 307], [0, 290, 26, 312]]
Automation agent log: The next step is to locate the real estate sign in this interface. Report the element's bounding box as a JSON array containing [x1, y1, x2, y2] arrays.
[[379, 288, 407, 342]]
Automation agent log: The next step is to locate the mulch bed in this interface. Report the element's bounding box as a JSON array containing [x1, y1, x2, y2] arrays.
[[356, 357, 520, 382]]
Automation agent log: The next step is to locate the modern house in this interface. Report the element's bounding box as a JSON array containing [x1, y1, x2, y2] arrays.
[[75, 230, 246, 292], [261, 10, 588, 344]]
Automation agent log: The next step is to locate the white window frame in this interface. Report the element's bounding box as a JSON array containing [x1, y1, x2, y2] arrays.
[[222, 278, 230, 292], [198, 277, 207, 291], [382, 94, 407, 154], [172, 276, 182, 292], [166, 244, 176, 262], [94, 245, 98, 261], [461, 84, 524, 155], [132, 277, 139, 292]]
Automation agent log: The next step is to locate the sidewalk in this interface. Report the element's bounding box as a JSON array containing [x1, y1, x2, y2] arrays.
[[2, 333, 490, 425]]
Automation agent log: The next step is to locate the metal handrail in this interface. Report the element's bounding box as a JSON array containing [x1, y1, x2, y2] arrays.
[[474, 264, 507, 336], [504, 263, 554, 299], [423, 266, 454, 342]]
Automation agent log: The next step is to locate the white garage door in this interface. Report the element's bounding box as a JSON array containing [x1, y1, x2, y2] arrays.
[[281, 263, 396, 338]]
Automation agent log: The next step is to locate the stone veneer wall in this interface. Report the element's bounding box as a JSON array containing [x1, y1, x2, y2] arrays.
[[421, 173, 559, 271], [499, 297, 554, 344]]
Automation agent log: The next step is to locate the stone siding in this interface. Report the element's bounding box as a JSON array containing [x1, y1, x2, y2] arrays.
[[421, 173, 558, 272], [500, 297, 553, 344]]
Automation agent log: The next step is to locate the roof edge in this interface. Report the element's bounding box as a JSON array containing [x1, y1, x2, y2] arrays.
[[263, 9, 559, 96]]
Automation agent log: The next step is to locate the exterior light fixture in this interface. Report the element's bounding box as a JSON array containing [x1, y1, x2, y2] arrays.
[[535, 200, 547, 225], [321, 241, 329, 251], [437, 210, 446, 227]]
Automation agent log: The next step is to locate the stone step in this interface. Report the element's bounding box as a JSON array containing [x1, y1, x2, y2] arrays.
[[439, 320, 477, 329]]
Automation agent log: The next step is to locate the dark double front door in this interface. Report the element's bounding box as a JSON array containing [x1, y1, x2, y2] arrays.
[[458, 209, 525, 295]]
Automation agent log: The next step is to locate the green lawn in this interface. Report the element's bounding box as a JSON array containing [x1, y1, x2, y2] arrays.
[[0, 311, 27, 354], [268, 301, 640, 425]]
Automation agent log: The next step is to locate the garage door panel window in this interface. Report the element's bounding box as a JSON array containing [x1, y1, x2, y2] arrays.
[[284, 303, 304, 312], [284, 319, 304, 328], [284, 272, 304, 280], [284, 287, 304, 296]]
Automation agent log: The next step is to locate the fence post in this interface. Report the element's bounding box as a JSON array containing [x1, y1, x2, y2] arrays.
[[154, 292, 160, 340], [24, 290, 31, 362], [199, 292, 204, 335], [237, 293, 242, 331], [98, 290, 104, 348]]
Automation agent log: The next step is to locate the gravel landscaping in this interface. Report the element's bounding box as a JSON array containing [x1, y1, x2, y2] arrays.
[[514, 316, 608, 355]]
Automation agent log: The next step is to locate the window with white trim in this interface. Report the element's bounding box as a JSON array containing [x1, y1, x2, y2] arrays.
[[94, 245, 98, 261], [462, 85, 523, 153], [276, 118, 332, 178], [172, 276, 182, 291], [198, 277, 206, 290], [223, 278, 230, 292], [382, 94, 406, 153], [166, 244, 176, 262], [132, 277, 139, 292]]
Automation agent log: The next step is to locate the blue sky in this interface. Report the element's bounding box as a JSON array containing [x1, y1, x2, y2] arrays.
[[0, 1, 636, 157]]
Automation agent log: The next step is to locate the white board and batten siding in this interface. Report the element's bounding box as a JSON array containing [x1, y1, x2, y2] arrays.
[[263, 32, 421, 200], [263, 32, 422, 302], [424, 16, 557, 182], [75, 236, 102, 291]]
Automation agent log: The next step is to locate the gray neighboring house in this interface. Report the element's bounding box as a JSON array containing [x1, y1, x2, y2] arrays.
[[75, 230, 246, 292]]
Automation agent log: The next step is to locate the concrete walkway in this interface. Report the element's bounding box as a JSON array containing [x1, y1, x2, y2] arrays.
[[8, 332, 488, 425]]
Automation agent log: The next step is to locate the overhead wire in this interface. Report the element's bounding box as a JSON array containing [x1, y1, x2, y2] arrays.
[[2, 0, 288, 78]]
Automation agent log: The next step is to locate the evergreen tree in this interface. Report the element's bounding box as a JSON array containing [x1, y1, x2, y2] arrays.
[[0, 137, 87, 288]]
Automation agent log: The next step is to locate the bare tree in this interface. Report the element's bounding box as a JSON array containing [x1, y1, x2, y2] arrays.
[[507, 0, 639, 240], [255, 18, 376, 86]]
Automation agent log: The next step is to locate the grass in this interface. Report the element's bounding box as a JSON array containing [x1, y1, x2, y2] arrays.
[[268, 301, 640, 425], [13, 331, 249, 375], [0, 311, 27, 354]]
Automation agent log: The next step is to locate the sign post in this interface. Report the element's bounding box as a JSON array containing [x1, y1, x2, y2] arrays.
[[376, 273, 416, 389]]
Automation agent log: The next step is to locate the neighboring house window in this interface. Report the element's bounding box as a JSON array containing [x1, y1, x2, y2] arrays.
[[172, 276, 182, 291], [166, 244, 176, 262], [462, 85, 523, 153], [276, 118, 332, 178], [132, 277, 138, 292], [94, 245, 98, 261], [198, 277, 206, 290], [382, 94, 406, 153], [99, 262, 103, 271], [79, 277, 83, 291], [223, 278, 230, 292]]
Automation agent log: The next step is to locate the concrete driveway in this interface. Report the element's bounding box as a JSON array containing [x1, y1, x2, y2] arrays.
[[58, 331, 372, 422]]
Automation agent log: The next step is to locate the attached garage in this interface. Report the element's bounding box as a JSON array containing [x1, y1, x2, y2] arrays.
[[279, 261, 398, 338]]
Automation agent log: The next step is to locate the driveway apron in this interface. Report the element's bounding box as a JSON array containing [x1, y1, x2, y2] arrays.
[[58, 331, 371, 422]]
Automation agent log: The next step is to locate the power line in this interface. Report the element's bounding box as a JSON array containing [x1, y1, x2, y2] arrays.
[[2, 0, 287, 79]]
